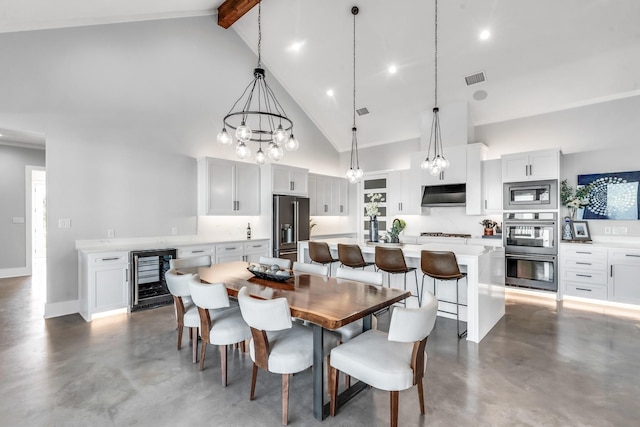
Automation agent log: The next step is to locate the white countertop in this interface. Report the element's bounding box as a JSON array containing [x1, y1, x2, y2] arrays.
[[76, 236, 270, 254]]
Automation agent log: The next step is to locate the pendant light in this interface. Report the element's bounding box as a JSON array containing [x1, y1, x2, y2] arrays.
[[346, 6, 364, 184], [216, 0, 299, 163], [421, 0, 449, 176]]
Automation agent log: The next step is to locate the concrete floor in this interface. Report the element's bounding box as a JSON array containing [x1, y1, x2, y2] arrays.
[[2, 274, 640, 427]]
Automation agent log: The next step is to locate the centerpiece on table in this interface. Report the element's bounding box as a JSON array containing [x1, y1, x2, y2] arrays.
[[560, 179, 591, 220], [366, 193, 384, 242], [479, 219, 498, 236]]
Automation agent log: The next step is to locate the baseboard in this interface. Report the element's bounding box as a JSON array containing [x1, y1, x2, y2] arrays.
[[44, 299, 79, 319], [0, 267, 30, 279]]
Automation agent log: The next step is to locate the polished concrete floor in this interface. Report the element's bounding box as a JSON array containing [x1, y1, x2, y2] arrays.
[[2, 273, 640, 426]]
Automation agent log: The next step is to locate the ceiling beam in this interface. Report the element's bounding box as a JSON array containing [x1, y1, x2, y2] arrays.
[[217, 0, 260, 29]]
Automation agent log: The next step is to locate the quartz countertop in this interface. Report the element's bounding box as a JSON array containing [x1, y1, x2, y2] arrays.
[[76, 236, 270, 254]]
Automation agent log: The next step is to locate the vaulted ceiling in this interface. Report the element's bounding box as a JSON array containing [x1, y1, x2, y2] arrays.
[[2, 0, 639, 152]]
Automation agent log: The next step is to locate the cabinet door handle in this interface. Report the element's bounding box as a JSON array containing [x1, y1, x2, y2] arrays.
[[340, 205, 343, 213], [576, 274, 592, 278], [324, 204, 328, 213], [484, 200, 487, 209], [625, 254, 640, 258], [576, 287, 592, 292], [290, 181, 294, 191], [610, 265, 613, 277], [575, 262, 591, 265], [125, 268, 128, 283]]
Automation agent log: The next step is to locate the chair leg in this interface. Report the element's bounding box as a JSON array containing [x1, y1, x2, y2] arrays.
[[390, 390, 399, 427], [345, 374, 351, 388], [192, 327, 198, 364], [413, 270, 420, 306], [239, 339, 246, 352], [417, 380, 425, 415], [282, 373, 290, 425], [220, 345, 228, 386], [177, 325, 183, 350], [250, 364, 259, 400], [199, 339, 207, 371], [329, 363, 339, 417]]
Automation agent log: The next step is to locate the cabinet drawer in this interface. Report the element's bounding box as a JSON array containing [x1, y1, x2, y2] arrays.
[[563, 269, 607, 286], [564, 282, 607, 300], [244, 241, 268, 253], [562, 258, 607, 271], [609, 249, 640, 264], [90, 252, 129, 265], [562, 246, 607, 258], [217, 244, 243, 254], [177, 246, 215, 258]]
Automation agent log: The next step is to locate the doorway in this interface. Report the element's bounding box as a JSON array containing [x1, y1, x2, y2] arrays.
[[28, 167, 47, 305]]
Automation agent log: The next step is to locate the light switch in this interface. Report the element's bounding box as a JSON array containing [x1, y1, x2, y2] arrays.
[[58, 218, 71, 228], [107, 229, 115, 238], [12, 217, 25, 224]]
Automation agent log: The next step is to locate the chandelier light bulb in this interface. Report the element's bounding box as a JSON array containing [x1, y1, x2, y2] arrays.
[[284, 134, 299, 151], [429, 165, 441, 176], [441, 157, 450, 169], [236, 142, 251, 159], [236, 122, 252, 143], [346, 168, 356, 180], [255, 147, 266, 164], [217, 128, 232, 145], [268, 142, 283, 161], [273, 125, 288, 144], [348, 174, 359, 184], [421, 158, 432, 170], [355, 168, 364, 179]]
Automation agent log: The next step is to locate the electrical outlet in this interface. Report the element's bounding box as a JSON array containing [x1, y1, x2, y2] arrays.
[[107, 229, 115, 238], [171, 227, 178, 235], [58, 218, 71, 228], [604, 227, 611, 235], [612, 226, 627, 235]]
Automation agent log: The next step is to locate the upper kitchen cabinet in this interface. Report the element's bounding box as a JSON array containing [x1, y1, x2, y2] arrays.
[[198, 157, 260, 215], [501, 149, 560, 182], [308, 173, 348, 216], [481, 158, 503, 214], [387, 169, 421, 216], [267, 164, 308, 196]]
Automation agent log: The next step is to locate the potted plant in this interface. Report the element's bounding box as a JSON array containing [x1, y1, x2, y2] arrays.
[[560, 179, 592, 219], [479, 219, 497, 236], [386, 219, 406, 243], [365, 193, 384, 242]]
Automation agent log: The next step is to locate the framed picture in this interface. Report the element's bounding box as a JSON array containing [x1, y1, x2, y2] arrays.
[[570, 220, 591, 241]]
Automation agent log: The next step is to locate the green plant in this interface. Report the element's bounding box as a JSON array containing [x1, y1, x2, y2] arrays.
[[387, 218, 406, 241], [560, 179, 591, 208], [309, 219, 317, 230], [479, 219, 497, 229]]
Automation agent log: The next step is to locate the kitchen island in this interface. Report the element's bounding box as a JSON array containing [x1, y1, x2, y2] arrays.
[[298, 238, 505, 343]]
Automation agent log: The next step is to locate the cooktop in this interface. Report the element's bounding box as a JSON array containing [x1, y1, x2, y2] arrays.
[[420, 232, 472, 238]]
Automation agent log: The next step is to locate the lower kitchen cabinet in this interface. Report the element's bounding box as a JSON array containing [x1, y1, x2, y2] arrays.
[[244, 240, 270, 263], [216, 239, 270, 264], [79, 251, 130, 321], [176, 244, 216, 260], [609, 248, 640, 304]]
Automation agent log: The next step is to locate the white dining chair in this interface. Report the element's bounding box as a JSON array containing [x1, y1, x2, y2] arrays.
[[259, 256, 291, 270], [333, 268, 384, 341], [237, 286, 335, 425], [165, 269, 200, 363], [169, 254, 212, 270], [188, 278, 251, 386], [292, 261, 328, 277], [328, 291, 438, 427]]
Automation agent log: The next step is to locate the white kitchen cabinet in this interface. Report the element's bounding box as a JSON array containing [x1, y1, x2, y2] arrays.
[[244, 240, 270, 263], [561, 245, 608, 300], [481, 159, 503, 214], [501, 149, 560, 182], [608, 248, 640, 304], [79, 251, 130, 322], [216, 242, 245, 264], [198, 157, 260, 215], [308, 173, 348, 216], [176, 244, 216, 260], [387, 169, 420, 216], [269, 164, 308, 196]]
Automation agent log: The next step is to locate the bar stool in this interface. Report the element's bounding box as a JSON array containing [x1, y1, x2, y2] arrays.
[[420, 250, 468, 338], [374, 246, 420, 306], [337, 243, 375, 270], [308, 241, 339, 276]]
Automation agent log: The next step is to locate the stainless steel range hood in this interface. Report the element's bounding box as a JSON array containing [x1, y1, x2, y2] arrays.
[[421, 183, 466, 207]]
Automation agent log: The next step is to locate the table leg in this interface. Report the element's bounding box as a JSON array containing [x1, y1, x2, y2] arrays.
[[312, 324, 325, 420], [363, 314, 372, 331]]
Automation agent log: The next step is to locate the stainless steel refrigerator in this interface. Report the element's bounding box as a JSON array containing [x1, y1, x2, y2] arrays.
[[272, 195, 310, 264]]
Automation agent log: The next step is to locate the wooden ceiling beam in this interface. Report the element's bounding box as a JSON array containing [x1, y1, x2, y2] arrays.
[[217, 0, 261, 29]]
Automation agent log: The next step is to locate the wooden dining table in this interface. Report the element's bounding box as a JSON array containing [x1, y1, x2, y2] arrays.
[[180, 261, 410, 421]]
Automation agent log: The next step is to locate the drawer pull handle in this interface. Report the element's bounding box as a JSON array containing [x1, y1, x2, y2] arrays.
[[625, 254, 640, 258], [575, 262, 591, 265], [101, 257, 120, 261], [576, 287, 592, 292], [576, 251, 592, 254], [192, 250, 204, 253], [252, 245, 261, 248], [225, 247, 237, 251], [576, 274, 592, 278]]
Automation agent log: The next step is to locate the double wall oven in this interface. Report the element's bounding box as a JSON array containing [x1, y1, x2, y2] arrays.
[[503, 212, 557, 291]]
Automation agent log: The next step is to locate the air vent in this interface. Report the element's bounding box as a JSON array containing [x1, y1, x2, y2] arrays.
[[464, 71, 486, 86], [356, 107, 369, 116]]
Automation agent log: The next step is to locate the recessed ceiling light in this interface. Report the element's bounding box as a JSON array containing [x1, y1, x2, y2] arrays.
[[388, 65, 397, 74], [479, 29, 491, 40], [288, 41, 305, 52], [326, 89, 334, 97]]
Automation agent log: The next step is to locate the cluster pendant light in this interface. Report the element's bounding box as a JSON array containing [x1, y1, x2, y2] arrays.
[[346, 6, 364, 184], [421, 0, 449, 176], [216, 0, 298, 164]]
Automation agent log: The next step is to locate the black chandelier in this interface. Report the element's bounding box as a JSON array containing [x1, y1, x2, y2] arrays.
[[216, 0, 298, 164], [346, 6, 364, 184]]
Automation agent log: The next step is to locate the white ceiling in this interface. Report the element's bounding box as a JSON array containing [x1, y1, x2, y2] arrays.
[[2, 0, 639, 152]]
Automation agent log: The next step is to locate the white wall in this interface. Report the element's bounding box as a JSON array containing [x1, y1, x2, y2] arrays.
[[0, 145, 46, 269], [0, 16, 339, 309]]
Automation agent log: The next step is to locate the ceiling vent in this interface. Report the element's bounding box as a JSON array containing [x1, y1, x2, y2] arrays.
[[464, 71, 486, 86], [356, 107, 369, 116]]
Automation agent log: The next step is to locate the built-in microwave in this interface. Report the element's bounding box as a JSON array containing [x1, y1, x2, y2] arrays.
[[503, 179, 558, 210]]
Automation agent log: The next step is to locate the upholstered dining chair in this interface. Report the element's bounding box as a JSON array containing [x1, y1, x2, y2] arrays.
[[420, 250, 468, 338], [337, 243, 375, 270], [237, 286, 335, 425], [308, 241, 339, 276], [188, 277, 251, 386], [165, 269, 200, 363], [169, 254, 212, 270], [334, 267, 384, 341], [292, 261, 329, 277], [374, 246, 421, 306], [328, 291, 439, 427], [258, 256, 292, 270]]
